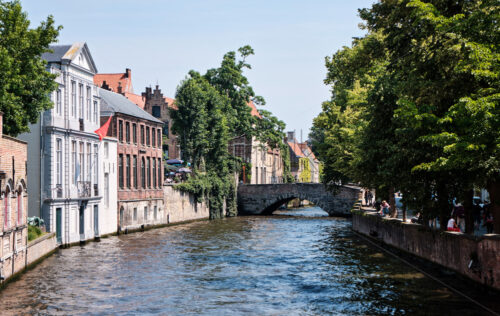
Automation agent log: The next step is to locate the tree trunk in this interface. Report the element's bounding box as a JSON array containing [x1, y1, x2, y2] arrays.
[[389, 187, 397, 218], [487, 179, 500, 234], [436, 181, 451, 231], [463, 189, 474, 234]]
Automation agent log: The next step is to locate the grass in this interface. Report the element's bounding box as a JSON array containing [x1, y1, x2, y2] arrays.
[[28, 225, 45, 242]]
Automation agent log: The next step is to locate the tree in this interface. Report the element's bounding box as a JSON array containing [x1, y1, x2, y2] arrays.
[[0, 0, 61, 136]]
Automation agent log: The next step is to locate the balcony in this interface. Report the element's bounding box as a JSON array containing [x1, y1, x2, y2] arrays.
[[77, 181, 91, 198]]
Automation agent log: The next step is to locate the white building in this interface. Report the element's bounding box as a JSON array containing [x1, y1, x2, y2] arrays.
[[19, 43, 103, 245], [99, 137, 117, 236]]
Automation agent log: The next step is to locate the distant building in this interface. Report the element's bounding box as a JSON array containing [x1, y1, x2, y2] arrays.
[[142, 85, 180, 160], [99, 88, 164, 231], [229, 101, 284, 184], [19, 42, 103, 245], [287, 131, 320, 183], [0, 113, 28, 282]]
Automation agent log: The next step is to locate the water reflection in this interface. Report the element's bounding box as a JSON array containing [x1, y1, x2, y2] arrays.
[[0, 206, 498, 315]]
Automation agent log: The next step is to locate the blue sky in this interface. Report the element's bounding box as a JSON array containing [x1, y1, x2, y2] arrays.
[[22, 0, 374, 138]]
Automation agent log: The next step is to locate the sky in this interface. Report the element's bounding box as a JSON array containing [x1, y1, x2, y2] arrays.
[[21, 0, 374, 139]]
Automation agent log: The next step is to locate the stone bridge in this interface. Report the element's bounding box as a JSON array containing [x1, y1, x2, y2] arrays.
[[237, 183, 361, 216]]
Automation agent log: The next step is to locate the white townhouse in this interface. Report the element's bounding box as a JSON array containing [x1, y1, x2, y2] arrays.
[[99, 136, 117, 236], [19, 42, 105, 245]]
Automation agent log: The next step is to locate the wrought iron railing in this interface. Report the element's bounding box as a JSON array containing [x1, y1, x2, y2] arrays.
[[77, 181, 91, 198]]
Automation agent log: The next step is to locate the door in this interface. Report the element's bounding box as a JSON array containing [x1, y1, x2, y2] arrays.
[[79, 206, 84, 237], [94, 205, 99, 237], [56, 208, 62, 243], [119, 207, 124, 229]]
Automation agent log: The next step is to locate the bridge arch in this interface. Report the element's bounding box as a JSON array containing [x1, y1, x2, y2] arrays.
[[238, 183, 361, 217]]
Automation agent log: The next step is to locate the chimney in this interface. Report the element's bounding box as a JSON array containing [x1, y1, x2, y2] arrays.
[[287, 131, 295, 142], [117, 82, 123, 94], [101, 80, 110, 91], [125, 68, 131, 78]]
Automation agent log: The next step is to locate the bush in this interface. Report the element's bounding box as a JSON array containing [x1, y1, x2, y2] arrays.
[[28, 225, 43, 241]]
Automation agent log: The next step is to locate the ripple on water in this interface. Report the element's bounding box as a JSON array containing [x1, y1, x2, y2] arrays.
[[0, 206, 498, 315]]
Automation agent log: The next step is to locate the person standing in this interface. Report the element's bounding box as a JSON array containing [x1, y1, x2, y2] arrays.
[[452, 203, 465, 232], [483, 206, 494, 234]]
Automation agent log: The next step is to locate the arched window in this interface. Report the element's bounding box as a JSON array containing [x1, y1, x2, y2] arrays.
[[4, 186, 11, 229], [147, 158, 151, 188], [17, 185, 23, 226], [141, 158, 145, 188]]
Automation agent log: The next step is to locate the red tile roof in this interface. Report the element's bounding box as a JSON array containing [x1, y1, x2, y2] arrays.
[[164, 97, 178, 110], [298, 143, 316, 159], [94, 69, 133, 94], [124, 92, 145, 109], [248, 101, 261, 118], [288, 141, 305, 158]]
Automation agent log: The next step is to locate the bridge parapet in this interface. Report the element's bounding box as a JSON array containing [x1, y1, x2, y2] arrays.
[[237, 183, 361, 216]]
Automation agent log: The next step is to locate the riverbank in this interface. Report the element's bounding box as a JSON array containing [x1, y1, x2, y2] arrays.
[[352, 209, 500, 291]]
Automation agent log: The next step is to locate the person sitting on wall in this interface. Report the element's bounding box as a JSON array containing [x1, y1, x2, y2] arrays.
[[380, 200, 390, 217], [447, 216, 461, 232], [410, 212, 423, 224]]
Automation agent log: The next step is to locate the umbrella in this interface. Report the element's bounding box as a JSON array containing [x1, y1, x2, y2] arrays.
[[166, 159, 183, 165], [166, 164, 179, 172], [178, 168, 192, 173]]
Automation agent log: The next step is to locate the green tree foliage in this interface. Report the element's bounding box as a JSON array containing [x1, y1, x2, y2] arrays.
[[172, 46, 290, 218], [298, 158, 311, 183], [0, 0, 61, 136], [313, 0, 500, 232]]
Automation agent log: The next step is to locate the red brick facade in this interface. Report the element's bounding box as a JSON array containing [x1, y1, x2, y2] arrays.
[[101, 113, 163, 203], [0, 113, 28, 282]]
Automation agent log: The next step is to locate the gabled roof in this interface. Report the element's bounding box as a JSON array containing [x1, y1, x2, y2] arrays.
[[165, 97, 178, 110], [248, 101, 261, 118], [42, 42, 98, 74], [288, 141, 305, 158], [298, 143, 316, 160], [99, 88, 162, 124], [94, 68, 133, 94], [124, 92, 146, 109]]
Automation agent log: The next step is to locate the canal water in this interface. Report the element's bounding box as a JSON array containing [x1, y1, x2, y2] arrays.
[[1, 206, 499, 315]]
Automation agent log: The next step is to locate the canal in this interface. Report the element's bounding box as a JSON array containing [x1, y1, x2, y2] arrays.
[[1, 206, 499, 315]]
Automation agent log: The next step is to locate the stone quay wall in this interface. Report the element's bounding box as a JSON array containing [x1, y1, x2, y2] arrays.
[[352, 211, 500, 291], [163, 185, 210, 224], [26, 232, 58, 267]]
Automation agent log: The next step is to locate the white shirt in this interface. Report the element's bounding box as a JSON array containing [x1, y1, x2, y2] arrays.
[[447, 218, 456, 229]]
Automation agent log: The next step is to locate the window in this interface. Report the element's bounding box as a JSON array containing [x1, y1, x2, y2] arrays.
[[144, 206, 148, 221], [4, 186, 10, 229], [146, 127, 150, 146], [104, 173, 109, 207], [104, 142, 109, 159], [141, 125, 145, 145], [152, 129, 156, 148], [94, 144, 98, 186], [141, 157, 145, 188], [72, 141, 77, 184], [133, 155, 138, 188], [147, 157, 151, 188], [133, 208, 137, 221], [154, 206, 157, 220], [71, 81, 76, 117], [157, 129, 161, 147], [56, 139, 62, 187], [153, 159, 157, 187], [86, 86, 91, 120], [152, 105, 161, 118], [118, 154, 123, 188], [125, 122, 130, 142], [126, 155, 131, 188], [79, 83, 84, 119], [158, 158, 162, 187], [132, 123, 137, 143], [163, 121, 169, 138], [79, 142, 84, 182], [56, 89, 62, 115], [17, 187, 23, 225], [87, 143, 91, 181], [93, 100, 98, 122], [163, 144, 169, 160], [118, 120, 123, 142]]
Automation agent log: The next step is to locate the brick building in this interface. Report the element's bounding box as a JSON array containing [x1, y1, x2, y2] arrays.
[[99, 88, 164, 231], [0, 113, 28, 282]]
